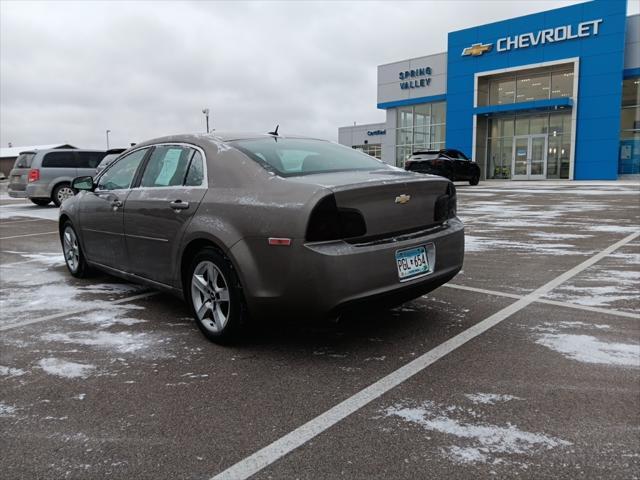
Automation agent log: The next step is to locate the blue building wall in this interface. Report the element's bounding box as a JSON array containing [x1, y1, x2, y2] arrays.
[[446, 0, 628, 180]]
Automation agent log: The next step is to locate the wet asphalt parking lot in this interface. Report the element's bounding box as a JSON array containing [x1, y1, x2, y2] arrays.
[[1, 181, 639, 480]]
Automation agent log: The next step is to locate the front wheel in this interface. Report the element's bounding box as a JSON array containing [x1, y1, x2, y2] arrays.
[[53, 183, 75, 207], [186, 247, 247, 343], [61, 222, 90, 278], [469, 174, 480, 186]]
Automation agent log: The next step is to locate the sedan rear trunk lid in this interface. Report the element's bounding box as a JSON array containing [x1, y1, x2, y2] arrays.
[[292, 169, 450, 238]]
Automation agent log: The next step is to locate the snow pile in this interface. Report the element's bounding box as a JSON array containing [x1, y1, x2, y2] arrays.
[[0, 366, 27, 378], [535, 334, 640, 367], [37, 358, 96, 379], [464, 393, 522, 405], [0, 402, 17, 416], [4, 251, 65, 267], [0, 251, 146, 325], [383, 399, 570, 465], [544, 264, 640, 310], [41, 331, 151, 354]]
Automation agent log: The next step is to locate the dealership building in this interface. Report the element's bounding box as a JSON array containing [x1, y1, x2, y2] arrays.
[[338, 0, 639, 180]]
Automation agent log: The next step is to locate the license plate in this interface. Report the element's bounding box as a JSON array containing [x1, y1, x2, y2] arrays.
[[395, 245, 432, 281]]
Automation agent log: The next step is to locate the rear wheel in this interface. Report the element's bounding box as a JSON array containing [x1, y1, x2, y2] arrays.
[[469, 173, 480, 186], [186, 247, 246, 343], [30, 198, 51, 206], [62, 222, 90, 278], [53, 183, 75, 207]]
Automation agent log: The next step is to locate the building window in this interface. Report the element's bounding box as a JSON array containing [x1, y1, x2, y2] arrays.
[[395, 101, 446, 166], [619, 77, 640, 175], [480, 66, 574, 107], [352, 144, 381, 159]]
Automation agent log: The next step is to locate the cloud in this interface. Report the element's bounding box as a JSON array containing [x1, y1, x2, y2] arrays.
[[0, 0, 609, 149]]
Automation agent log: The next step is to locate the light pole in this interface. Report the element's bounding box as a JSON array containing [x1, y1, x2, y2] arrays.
[[106, 129, 111, 149], [202, 108, 210, 133]]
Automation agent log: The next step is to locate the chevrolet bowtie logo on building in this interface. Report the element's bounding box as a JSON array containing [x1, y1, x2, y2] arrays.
[[461, 42, 493, 57], [395, 194, 411, 205]]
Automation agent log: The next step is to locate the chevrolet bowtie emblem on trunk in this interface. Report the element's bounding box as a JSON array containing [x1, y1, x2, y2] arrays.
[[461, 42, 493, 56], [395, 194, 411, 204]]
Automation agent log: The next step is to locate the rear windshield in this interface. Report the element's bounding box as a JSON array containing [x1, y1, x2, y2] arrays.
[[14, 153, 35, 168], [230, 138, 390, 177], [412, 153, 440, 161]]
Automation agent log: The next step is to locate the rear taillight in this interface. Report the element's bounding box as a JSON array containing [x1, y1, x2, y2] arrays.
[[28, 169, 40, 183], [434, 182, 457, 223], [306, 195, 367, 242], [404, 161, 413, 170]]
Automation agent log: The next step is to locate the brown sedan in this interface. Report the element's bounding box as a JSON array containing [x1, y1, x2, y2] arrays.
[[60, 132, 464, 342]]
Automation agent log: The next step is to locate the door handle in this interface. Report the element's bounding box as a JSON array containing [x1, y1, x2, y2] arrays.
[[169, 200, 190, 210], [110, 199, 123, 208]]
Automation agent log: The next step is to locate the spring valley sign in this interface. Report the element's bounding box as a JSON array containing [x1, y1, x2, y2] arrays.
[[461, 18, 603, 57], [399, 67, 432, 90]]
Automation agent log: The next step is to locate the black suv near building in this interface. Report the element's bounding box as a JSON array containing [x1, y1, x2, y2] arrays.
[[404, 149, 481, 186]]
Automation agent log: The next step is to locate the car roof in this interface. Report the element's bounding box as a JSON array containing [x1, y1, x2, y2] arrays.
[[132, 132, 326, 148], [26, 148, 106, 154]]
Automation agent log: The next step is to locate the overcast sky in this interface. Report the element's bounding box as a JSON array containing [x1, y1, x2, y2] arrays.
[[1, 0, 637, 149]]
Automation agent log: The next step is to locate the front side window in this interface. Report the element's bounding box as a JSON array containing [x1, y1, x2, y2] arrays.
[[98, 148, 148, 191], [41, 151, 75, 168], [140, 146, 194, 187], [231, 138, 388, 177]]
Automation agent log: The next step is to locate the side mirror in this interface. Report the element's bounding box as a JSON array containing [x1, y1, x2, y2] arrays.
[[72, 176, 94, 191]]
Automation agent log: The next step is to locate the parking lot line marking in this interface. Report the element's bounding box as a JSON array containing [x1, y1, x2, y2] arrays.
[[444, 284, 640, 320], [0, 291, 159, 332], [211, 231, 640, 480], [535, 298, 640, 320], [0, 219, 47, 225], [444, 283, 522, 299], [0, 231, 58, 240]]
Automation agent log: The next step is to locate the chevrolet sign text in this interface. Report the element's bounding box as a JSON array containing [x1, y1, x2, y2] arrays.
[[497, 19, 602, 52]]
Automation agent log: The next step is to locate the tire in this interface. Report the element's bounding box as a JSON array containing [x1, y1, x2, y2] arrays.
[[61, 221, 90, 278], [30, 198, 51, 206], [52, 183, 75, 207], [469, 174, 480, 186], [185, 247, 247, 343]]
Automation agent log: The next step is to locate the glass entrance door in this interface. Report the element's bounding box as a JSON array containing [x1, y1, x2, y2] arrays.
[[512, 134, 547, 180]]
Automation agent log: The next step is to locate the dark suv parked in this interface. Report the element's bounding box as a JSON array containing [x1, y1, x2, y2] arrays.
[[405, 149, 481, 186]]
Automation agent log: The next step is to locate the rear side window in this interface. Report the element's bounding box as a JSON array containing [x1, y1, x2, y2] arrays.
[[77, 151, 107, 168], [185, 151, 204, 186], [140, 146, 194, 187], [14, 153, 35, 168], [41, 151, 76, 168]]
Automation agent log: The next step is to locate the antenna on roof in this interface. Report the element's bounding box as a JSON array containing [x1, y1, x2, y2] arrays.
[[268, 125, 279, 136]]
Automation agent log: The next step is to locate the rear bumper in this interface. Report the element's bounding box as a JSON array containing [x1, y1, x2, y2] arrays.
[[8, 188, 27, 198], [25, 183, 51, 199], [232, 218, 464, 320]]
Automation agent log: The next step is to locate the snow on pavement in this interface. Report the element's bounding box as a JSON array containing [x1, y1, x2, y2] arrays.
[[381, 398, 571, 466], [37, 358, 96, 379]]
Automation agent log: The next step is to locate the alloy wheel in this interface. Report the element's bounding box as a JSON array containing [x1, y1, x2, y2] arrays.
[[191, 260, 231, 333], [63, 226, 80, 273], [57, 186, 75, 204]]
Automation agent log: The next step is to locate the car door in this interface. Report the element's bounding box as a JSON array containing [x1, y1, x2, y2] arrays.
[[78, 148, 150, 269], [123, 144, 207, 286]]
